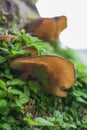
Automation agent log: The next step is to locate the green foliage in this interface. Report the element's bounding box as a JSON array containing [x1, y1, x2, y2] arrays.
[[0, 29, 87, 130], [0, 9, 19, 30]]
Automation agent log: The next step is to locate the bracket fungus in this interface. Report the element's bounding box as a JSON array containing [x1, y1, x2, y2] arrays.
[[10, 55, 76, 97], [0, 35, 11, 42], [24, 16, 67, 42]]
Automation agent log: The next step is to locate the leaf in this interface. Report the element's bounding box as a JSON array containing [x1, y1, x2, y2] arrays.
[[54, 111, 63, 123], [24, 117, 54, 126], [0, 56, 6, 64], [73, 89, 87, 98], [24, 85, 30, 97], [0, 90, 7, 98], [0, 47, 9, 53], [82, 115, 87, 124], [61, 122, 76, 129], [0, 99, 7, 107], [6, 79, 25, 86], [34, 117, 54, 126], [11, 49, 25, 55], [0, 27, 4, 35], [28, 80, 40, 93], [2, 123, 11, 130], [29, 35, 39, 42], [16, 93, 29, 107], [19, 93, 29, 104], [76, 97, 87, 104], [24, 117, 38, 125], [8, 88, 21, 95], [0, 79, 7, 90]]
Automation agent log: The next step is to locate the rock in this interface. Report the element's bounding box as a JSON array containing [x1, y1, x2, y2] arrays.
[[0, 0, 39, 30]]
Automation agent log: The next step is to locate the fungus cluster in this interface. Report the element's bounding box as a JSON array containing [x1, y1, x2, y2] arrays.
[[1, 15, 76, 97]]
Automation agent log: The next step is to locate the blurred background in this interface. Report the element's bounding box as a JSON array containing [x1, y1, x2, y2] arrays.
[[36, 0, 87, 64]]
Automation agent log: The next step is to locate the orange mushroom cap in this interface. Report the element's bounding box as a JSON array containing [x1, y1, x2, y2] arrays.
[[24, 16, 67, 43], [0, 35, 11, 42], [10, 55, 76, 97]]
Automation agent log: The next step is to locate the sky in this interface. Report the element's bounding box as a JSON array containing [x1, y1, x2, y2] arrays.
[[36, 0, 87, 49]]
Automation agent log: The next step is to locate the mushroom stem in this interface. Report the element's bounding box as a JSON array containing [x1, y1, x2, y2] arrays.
[[52, 87, 67, 97]]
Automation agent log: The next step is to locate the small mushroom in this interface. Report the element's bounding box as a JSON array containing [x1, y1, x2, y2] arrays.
[[11, 46, 38, 58], [10, 55, 76, 97], [23, 46, 38, 56], [24, 16, 67, 43], [0, 35, 11, 42]]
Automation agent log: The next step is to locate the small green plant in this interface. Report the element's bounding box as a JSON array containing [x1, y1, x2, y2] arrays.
[[0, 30, 87, 130]]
